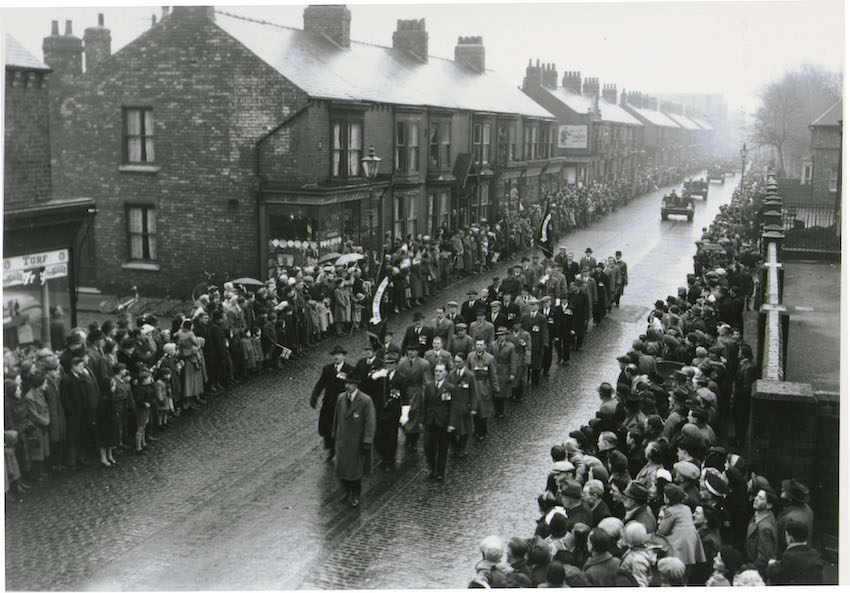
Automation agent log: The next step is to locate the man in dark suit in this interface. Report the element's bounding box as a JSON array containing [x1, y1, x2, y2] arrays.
[[401, 312, 434, 357], [332, 371, 375, 508], [460, 289, 480, 325], [564, 252, 581, 283], [767, 519, 824, 585], [613, 250, 628, 306], [567, 281, 589, 351], [445, 300, 462, 326], [375, 352, 403, 472], [355, 343, 383, 402], [310, 345, 354, 461], [522, 297, 549, 386], [488, 300, 509, 331], [554, 297, 574, 365], [422, 362, 456, 481], [539, 296, 558, 377], [579, 247, 597, 272]]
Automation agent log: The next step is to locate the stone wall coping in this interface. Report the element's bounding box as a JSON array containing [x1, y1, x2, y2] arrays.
[[753, 379, 816, 404]]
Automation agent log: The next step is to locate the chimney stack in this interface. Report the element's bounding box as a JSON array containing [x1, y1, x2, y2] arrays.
[[582, 77, 599, 113], [43, 18, 83, 85], [162, 6, 170, 19], [562, 70, 581, 94], [303, 5, 351, 48], [455, 36, 485, 73], [620, 88, 628, 107], [646, 96, 658, 110], [602, 83, 617, 104], [171, 6, 215, 21], [83, 13, 111, 72], [542, 62, 557, 89], [392, 19, 428, 61], [523, 58, 542, 90]]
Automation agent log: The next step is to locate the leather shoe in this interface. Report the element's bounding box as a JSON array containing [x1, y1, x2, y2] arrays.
[[349, 495, 360, 508]]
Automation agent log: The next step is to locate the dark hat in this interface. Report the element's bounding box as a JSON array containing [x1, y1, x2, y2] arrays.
[[413, 312, 424, 321], [467, 289, 478, 295], [560, 479, 583, 499], [615, 250, 622, 256], [548, 511, 568, 533], [330, 345, 347, 355], [719, 546, 743, 576], [664, 483, 686, 505], [597, 382, 614, 397], [609, 450, 628, 473], [495, 326, 509, 335], [704, 470, 731, 497], [616, 355, 631, 363], [749, 474, 774, 496], [336, 370, 361, 385], [585, 247, 593, 253], [781, 478, 810, 503], [689, 407, 709, 422], [623, 482, 649, 503], [119, 336, 135, 349]]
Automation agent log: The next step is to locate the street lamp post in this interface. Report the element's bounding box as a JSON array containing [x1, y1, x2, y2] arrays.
[[740, 143, 749, 192], [361, 144, 382, 249]]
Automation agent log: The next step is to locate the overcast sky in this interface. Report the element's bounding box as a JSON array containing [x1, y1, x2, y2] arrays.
[[2, 0, 844, 118]]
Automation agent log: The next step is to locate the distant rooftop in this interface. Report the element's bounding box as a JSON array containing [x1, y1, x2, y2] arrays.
[[214, 10, 553, 119], [624, 102, 679, 128], [5, 34, 50, 70], [811, 100, 842, 127]]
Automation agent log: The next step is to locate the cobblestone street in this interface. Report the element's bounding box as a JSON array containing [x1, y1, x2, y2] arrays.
[[5, 175, 737, 590]]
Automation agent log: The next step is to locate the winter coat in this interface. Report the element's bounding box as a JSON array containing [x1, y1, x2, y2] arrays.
[[583, 552, 620, 587], [332, 389, 376, 481], [657, 503, 706, 565], [745, 511, 778, 572], [447, 368, 478, 436], [620, 545, 656, 587], [489, 338, 520, 396], [466, 350, 499, 418]]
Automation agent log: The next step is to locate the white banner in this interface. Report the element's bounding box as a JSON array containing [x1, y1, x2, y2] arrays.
[[371, 275, 390, 323], [558, 125, 588, 149]]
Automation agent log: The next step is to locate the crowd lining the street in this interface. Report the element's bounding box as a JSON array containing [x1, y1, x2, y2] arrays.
[[466, 178, 827, 587], [3, 159, 702, 497]]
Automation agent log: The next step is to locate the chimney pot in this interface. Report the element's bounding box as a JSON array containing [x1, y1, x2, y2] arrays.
[[162, 6, 170, 18], [65, 20, 73, 35], [152, 14, 157, 25], [51, 20, 59, 35], [98, 13, 104, 26], [85, 12, 112, 71]]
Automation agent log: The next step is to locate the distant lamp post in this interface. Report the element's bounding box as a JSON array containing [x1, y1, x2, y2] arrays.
[[740, 143, 749, 191], [361, 145, 382, 251]]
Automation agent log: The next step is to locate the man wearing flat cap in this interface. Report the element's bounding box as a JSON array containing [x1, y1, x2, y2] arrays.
[[461, 289, 481, 325], [310, 345, 355, 461], [469, 308, 495, 346], [332, 371, 375, 508], [488, 300, 509, 330], [450, 322, 474, 360]]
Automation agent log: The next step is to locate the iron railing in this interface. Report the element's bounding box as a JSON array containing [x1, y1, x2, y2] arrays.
[[781, 202, 837, 230]]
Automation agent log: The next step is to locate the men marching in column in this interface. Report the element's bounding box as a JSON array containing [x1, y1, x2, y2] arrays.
[[422, 363, 455, 481], [448, 353, 477, 458], [376, 352, 403, 472]]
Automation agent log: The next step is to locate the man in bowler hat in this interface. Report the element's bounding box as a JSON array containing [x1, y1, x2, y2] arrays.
[[310, 345, 354, 461]]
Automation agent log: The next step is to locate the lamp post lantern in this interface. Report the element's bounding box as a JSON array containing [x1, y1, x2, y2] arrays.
[[361, 145, 382, 250], [740, 142, 749, 191]]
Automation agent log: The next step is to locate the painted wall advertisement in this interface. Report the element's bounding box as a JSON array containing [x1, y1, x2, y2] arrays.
[[558, 125, 588, 149]]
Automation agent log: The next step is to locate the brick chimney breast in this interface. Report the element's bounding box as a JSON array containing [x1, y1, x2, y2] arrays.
[[393, 18, 428, 61], [454, 36, 485, 73], [562, 70, 581, 94], [602, 83, 617, 104], [43, 18, 83, 84], [304, 5, 351, 48], [83, 13, 111, 72], [542, 62, 557, 89]]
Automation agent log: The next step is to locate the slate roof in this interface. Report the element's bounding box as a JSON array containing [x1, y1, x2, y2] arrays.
[[214, 11, 553, 119], [5, 34, 50, 70], [541, 86, 641, 125], [598, 97, 643, 126], [811, 100, 842, 127], [689, 116, 713, 131], [624, 103, 679, 128], [664, 112, 701, 130]]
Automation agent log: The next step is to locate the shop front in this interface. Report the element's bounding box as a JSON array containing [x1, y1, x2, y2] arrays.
[[259, 185, 385, 279], [3, 197, 96, 350]]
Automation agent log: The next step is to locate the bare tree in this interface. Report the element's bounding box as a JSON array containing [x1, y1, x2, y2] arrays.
[[748, 64, 842, 176]]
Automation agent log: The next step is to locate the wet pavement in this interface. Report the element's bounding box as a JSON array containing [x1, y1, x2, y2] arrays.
[[5, 174, 739, 591]]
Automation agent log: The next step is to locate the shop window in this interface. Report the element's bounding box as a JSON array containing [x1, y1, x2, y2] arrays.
[[127, 205, 157, 261], [473, 121, 491, 165], [123, 107, 154, 164], [396, 120, 420, 173], [429, 120, 451, 169], [331, 118, 363, 178]]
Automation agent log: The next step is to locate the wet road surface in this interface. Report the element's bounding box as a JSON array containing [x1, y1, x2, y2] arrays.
[[5, 174, 739, 590]]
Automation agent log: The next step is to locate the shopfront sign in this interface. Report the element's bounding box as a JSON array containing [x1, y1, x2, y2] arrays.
[[3, 249, 68, 287], [558, 125, 588, 149]]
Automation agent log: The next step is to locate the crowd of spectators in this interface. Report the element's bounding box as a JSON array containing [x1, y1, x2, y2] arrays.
[[467, 178, 827, 587], [3, 158, 704, 498]]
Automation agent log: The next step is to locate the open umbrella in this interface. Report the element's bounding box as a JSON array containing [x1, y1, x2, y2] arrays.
[[319, 251, 343, 264], [231, 277, 265, 287], [335, 252, 364, 266]]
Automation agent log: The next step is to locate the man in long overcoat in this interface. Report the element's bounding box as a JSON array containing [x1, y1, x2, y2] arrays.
[[332, 372, 375, 508], [401, 312, 434, 357], [450, 323, 474, 360], [568, 282, 589, 351], [430, 306, 455, 354], [522, 297, 549, 386], [508, 322, 531, 401], [489, 327, 519, 418], [467, 338, 499, 441], [396, 346, 429, 453], [447, 354, 478, 457], [469, 308, 495, 346], [310, 345, 354, 461], [375, 352, 403, 472]]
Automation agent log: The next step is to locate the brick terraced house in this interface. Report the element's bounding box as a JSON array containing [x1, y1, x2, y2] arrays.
[[41, 5, 563, 297]]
